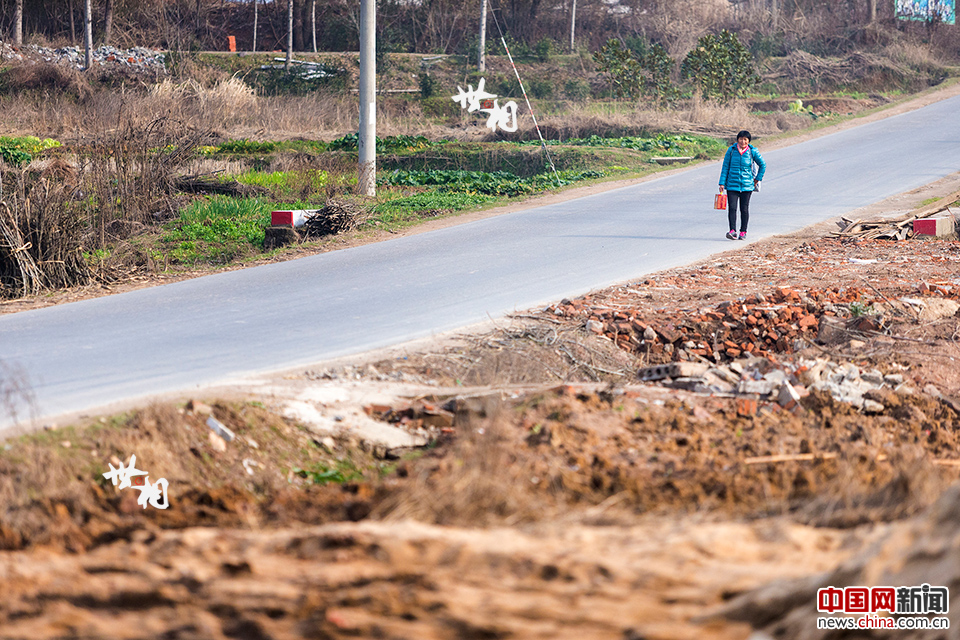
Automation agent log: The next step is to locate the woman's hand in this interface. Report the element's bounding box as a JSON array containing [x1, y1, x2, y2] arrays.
[[718, 185, 725, 193]]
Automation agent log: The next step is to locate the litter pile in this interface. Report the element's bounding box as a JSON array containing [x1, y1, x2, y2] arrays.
[[0, 42, 166, 76], [832, 188, 959, 240], [636, 355, 926, 417]]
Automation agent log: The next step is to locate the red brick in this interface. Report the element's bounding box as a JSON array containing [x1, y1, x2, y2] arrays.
[[736, 397, 758, 416]]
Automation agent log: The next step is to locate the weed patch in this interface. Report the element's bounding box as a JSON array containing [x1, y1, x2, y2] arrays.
[[161, 196, 273, 264]]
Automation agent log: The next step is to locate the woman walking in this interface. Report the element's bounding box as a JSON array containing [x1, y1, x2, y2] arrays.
[[719, 130, 766, 240]]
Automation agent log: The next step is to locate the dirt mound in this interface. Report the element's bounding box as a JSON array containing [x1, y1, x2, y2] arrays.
[[2, 206, 960, 637], [0, 402, 390, 552], [719, 484, 960, 638]]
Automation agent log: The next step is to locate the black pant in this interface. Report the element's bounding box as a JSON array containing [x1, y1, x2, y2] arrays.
[[727, 190, 752, 233]]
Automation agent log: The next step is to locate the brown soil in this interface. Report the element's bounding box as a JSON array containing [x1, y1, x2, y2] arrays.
[[3, 197, 960, 637], [4, 88, 960, 639]]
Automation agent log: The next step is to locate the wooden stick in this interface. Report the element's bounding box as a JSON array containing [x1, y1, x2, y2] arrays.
[[744, 452, 838, 464], [933, 459, 960, 467]]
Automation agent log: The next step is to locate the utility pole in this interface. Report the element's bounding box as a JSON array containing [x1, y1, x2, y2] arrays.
[[358, 0, 376, 196], [286, 0, 294, 70], [478, 0, 487, 72], [84, 0, 93, 69], [569, 0, 576, 52]]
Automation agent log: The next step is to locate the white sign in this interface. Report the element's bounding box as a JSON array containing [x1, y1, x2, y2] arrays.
[[452, 77, 519, 133], [103, 454, 170, 509]]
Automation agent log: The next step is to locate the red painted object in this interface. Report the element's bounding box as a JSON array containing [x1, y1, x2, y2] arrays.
[[913, 217, 954, 236], [272, 211, 295, 227], [714, 193, 727, 210]]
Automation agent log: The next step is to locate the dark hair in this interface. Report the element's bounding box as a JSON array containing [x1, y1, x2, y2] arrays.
[[736, 130, 752, 141]]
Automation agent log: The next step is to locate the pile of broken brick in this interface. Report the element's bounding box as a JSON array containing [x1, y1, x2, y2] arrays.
[[549, 284, 958, 363], [546, 283, 960, 415]]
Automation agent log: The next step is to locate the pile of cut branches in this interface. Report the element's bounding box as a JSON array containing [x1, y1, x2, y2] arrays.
[[301, 198, 370, 237]]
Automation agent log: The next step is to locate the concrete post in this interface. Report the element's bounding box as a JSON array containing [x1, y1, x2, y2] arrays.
[[478, 0, 487, 72], [358, 0, 376, 197], [286, 0, 294, 71]]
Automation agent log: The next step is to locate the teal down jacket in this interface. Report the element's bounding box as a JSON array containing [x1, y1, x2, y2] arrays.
[[719, 144, 766, 192]]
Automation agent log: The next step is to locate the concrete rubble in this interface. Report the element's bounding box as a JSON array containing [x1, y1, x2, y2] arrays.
[[545, 276, 960, 415], [638, 354, 921, 413], [0, 41, 166, 76]]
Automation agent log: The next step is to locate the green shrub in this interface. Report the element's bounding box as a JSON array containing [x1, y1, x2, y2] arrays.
[[643, 43, 681, 106], [749, 32, 786, 61], [217, 139, 277, 154], [373, 192, 495, 221], [0, 135, 61, 154], [593, 39, 679, 104], [681, 30, 760, 103], [564, 79, 591, 100], [248, 65, 346, 96], [490, 34, 531, 58], [382, 168, 608, 197], [534, 38, 554, 62], [529, 79, 553, 99], [419, 72, 440, 98], [328, 133, 432, 153], [593, 39, 645, 100], [0, 146, 32, 167], [623, 36, 649, 59]]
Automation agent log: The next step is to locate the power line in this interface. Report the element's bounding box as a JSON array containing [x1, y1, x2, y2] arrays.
[[487, 3, 560, 185]]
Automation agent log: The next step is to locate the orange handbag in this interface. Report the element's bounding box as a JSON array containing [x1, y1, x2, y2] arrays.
[[714, 193, 727, 210]]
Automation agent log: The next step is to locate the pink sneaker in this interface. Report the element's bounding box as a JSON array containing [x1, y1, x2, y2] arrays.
[[738, 231, 747, 240], [726, 230, 737, 240]]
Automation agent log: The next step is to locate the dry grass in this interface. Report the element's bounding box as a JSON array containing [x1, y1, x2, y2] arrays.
[[385, 324, 636, 388], [379, 412, 556, 527], [0, 162, 91, 297], [0, 360, 36, 428], [0, 115, 211, 298], [0, 79, 360, 142]]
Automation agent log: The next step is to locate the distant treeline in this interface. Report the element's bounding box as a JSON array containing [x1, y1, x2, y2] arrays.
[[0, 0, 935, 57]]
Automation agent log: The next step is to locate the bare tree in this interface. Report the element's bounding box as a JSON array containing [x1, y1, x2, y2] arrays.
[[252, 0, 258, 51], [103, 0, 114, 45], [868, 0, 877, 23], [69, 0, 77, 43], [14, 0, 23, 45], [84, 0, 93, 69]]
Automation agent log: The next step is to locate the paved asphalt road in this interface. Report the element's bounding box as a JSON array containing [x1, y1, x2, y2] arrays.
[[2, 94, 960, 431]]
